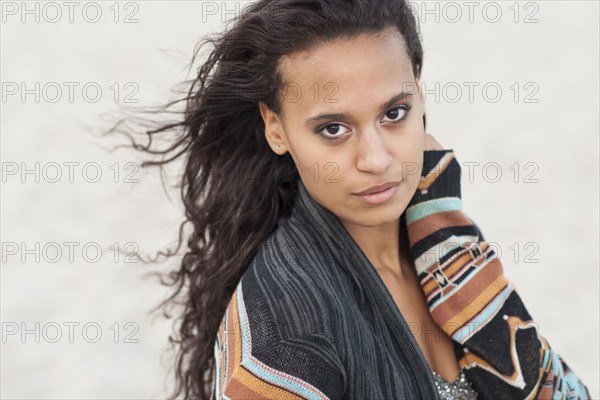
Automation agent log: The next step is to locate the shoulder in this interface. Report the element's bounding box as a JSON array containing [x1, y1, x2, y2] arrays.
[[213, 297, 347, 399], [244, 232, 342, 338], [220, 226, 343, 346], [212, 234, 348, 398]]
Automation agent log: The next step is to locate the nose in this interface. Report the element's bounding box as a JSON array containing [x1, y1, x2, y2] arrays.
[[355, 127, 393, 174]]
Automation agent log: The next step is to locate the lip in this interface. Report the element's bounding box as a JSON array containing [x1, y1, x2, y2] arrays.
[[353, 180, 402, 196], [352, 181, 401, 205]]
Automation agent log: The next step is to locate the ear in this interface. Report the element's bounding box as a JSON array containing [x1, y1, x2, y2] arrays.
[[258, 101, 288, 154]]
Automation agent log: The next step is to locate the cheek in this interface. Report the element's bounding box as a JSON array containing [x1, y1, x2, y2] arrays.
[[283, 123, 322, 162], [392, 145, 423, 186], [287, 137, 347, 182]]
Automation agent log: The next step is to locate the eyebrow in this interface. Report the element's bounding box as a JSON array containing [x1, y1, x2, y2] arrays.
[[305, 91, 414, 125]]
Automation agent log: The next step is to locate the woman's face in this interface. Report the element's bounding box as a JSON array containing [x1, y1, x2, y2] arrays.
[[260, 25, 425, 228]]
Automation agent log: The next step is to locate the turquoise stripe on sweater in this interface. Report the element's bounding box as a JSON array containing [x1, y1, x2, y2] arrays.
[[405, 197, 462, 225]]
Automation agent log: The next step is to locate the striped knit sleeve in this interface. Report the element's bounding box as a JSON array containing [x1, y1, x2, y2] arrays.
[[403, 149, 591, 400], [211, 280, 346, 400]]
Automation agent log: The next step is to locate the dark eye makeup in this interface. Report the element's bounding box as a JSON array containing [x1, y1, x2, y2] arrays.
[[314, 103, 413, 141]]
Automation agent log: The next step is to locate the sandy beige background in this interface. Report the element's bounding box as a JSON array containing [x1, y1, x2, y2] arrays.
[[1, 1, 598, 398]]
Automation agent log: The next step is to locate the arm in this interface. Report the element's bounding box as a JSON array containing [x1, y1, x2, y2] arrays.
[[403, 148, 591, 399], [212, 284, 346, 399]]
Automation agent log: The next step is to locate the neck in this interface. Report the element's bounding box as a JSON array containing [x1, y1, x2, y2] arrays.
[[340, 216, 411, 278], [292, 179, 413, 280]]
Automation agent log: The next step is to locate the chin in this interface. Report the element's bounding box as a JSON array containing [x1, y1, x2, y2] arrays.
[[356, 203, 405, 227]]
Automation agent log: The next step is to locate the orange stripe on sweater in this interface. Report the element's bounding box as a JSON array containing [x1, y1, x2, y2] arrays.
[[431, 257, 507, 336], [417, 151, 455, 192], [421, 251, 473, 297], [421, 243, 492, 297], [225, 288, 242, 387], [222, 288, 306, 400], [226, 364, 306, 399]]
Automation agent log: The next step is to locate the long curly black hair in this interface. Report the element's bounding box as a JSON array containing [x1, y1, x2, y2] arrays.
[[105, 0, 425, 398]]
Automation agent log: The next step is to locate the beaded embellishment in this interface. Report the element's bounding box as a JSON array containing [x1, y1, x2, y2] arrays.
[[431, 369, 478, 399]]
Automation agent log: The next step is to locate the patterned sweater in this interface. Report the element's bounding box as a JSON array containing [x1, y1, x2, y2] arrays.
[[211, 149, 591, 399]]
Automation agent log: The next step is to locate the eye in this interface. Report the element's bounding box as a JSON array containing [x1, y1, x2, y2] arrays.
[[381, 104, 412, 123], [315, 123, 351, 141]]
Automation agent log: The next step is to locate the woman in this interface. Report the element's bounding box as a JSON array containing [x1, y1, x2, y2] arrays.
[[115, 0, 591, 398]]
